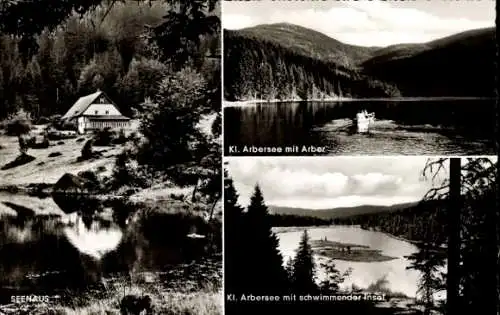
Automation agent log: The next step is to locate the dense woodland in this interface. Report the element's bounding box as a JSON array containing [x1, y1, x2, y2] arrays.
[[270, 213, 332, 227], [0, 0, 222, 209], [0, 0, 220, 120], [332, 200, 447, 244], [362, 28, 496, 98], [224, 24, 495, 101], [224, 30, 401, 101]]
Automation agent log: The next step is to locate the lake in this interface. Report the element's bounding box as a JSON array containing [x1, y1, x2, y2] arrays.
[[0, 192, 217, 304], [274, 225, 446, 299], [224, 99, 496, 155]]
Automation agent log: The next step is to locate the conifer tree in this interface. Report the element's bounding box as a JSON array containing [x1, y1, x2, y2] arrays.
[[245, 184, 288, 294], [224, 168, 245, 294], [291, 230, 317, 293], [319, 259, 351, 294]]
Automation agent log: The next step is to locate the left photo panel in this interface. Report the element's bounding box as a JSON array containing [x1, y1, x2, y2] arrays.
[[0, 1, 222, 314]]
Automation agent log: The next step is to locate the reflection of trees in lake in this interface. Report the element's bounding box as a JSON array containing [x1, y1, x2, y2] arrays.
[[0, 194, 219, 296]]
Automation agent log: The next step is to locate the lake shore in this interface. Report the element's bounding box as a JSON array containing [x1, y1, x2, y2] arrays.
[[272, 224, 421, 248], [311, 239, 397, 262], [223, 96, 495, 107], [223, 97, 352, 107], [272, 225, 332, 234]]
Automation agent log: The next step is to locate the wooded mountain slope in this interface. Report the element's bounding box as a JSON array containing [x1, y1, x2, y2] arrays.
[[362, 27, 496, 97], [224, 24, 496, 100]]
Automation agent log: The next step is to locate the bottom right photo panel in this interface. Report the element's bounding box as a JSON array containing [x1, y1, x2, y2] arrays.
[[223, 156, 498, 315]]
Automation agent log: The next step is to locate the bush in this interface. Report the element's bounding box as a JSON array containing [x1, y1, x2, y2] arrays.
[[109, 150, 151, 190], [35, 116, 50, 124], [96, 165, 107, 173], [77, 170, 104, 193], [170, 193, 186, 201], [211, 113, 221, 138], [48, 114, 63, 129], [114, 128, 127, 144], [47, 129, 77, 140], [93, 128, 115, 146], [59, 119, 77, 131], [80, 139, 94, 161], [30, 135, 50, 149], [5, 109, 32, 136], [48, 152, 62, 158]]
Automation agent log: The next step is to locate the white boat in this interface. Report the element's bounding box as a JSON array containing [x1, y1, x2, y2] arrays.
[[355, 110, 375, 133]]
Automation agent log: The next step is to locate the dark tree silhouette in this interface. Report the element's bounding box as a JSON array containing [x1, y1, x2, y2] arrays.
[[447, 158, 461, 315], [421, 157, 498, 315], [406, 242, 446, 315], [290, 230, 317, 293], [319, 260, 351, 294], [223, 167, 245, 294], [244, 184, 289, 294], [150, 0, 219, 70]]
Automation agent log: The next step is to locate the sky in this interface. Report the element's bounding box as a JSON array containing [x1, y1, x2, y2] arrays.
[[222, 0, 495, 47], [225, 157, 454, 209]]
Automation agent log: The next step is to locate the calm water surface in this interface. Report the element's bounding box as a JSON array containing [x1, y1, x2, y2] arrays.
[[0, 192, 211, 301], [224, 100, 496, 155], [275, 225, 446, 299]]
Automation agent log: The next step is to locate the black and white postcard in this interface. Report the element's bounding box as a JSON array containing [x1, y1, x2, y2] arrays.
[[0, 1, 222, 314], [224, 156, 498, 314], [222, 0, 497, 156]]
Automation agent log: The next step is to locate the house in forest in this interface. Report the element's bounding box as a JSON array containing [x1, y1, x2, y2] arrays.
[[62, 90, 130, 134]]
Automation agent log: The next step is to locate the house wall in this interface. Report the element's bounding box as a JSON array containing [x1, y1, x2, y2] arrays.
[[83, 104, 121, 116], [85, 120, 130, 130], [77, 116, 86, 134]]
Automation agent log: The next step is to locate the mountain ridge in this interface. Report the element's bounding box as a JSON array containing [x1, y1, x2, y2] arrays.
[[233, 22, 378, 68], [268, 201, 419, 220], [224, 22, 495, 99]]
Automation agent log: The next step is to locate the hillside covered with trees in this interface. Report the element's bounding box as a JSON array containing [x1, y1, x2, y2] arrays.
[[223, 23, 495, 101], [0, 0, 220, 120], [223, 27, 401, 101], [362, 27, 496, 98]]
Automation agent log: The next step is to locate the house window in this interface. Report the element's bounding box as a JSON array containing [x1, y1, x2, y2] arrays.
[[95, 110, 98, 115], [105, 110, 109, 115], [100, 97, 105, 104]]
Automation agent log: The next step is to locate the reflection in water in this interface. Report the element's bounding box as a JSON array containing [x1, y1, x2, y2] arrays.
[[225, 100, 496, 155], [63, 218, 123, 260], [0, 192, 215, 300], [51, 193, 123, 259]]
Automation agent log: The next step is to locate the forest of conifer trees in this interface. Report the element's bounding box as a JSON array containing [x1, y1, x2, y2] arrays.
[[0, 1, 220, 120], [223, 30, 401, 101]]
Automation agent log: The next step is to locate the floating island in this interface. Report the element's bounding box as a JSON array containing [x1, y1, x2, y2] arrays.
[[311, 239, 397, 262]]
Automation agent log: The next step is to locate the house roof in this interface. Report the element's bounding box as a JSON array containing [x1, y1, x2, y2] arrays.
[[62, 90, 124, 120]]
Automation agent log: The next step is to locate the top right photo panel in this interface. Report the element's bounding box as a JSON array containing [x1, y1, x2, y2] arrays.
[[223, 0, 496, 156]]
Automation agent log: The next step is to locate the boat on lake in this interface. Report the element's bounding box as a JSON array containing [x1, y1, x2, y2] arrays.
[[355, 110, 375, 133]]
